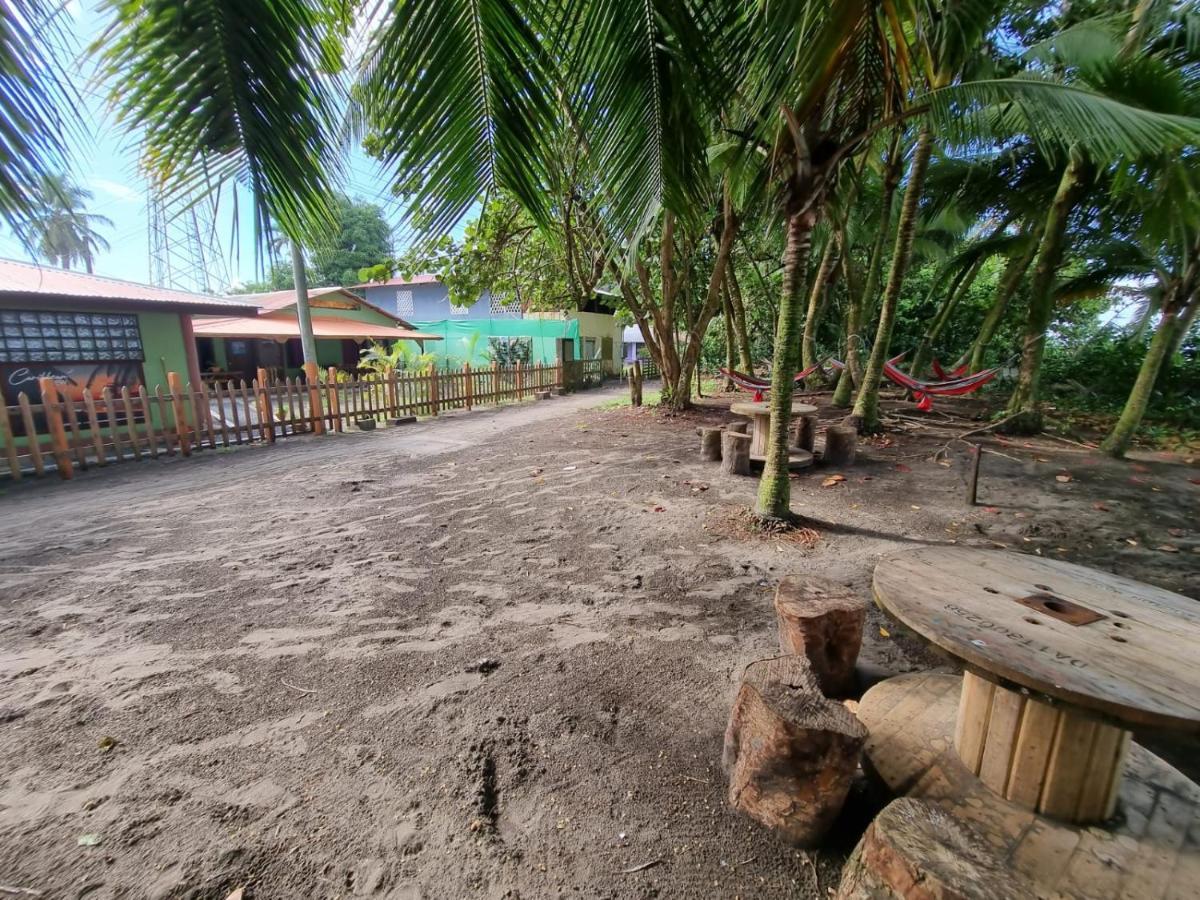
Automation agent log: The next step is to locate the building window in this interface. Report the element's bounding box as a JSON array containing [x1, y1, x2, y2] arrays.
[[583, 338, 598, 359], [0, 310, 143, 363], [395, 289, 414, 318], [488, 292, 521, 317]]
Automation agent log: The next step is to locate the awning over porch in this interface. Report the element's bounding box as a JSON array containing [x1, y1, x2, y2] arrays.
[[192, 315, 442, 342]]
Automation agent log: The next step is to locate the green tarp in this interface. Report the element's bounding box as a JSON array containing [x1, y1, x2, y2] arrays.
[[410, 319, 580, 366]]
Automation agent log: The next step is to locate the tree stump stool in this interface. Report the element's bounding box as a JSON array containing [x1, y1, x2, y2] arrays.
[[723, 655, 867, 846], [836, 797, 1037, 899], [387, 416, 416, 427], [774, 577, 866, 697], [719, 431, 751, 475], [356, 417, 376, 431], [726, 421, 748, 434], [823, 425, 857, 465], [535, 390, 551, 400], [700, 427, 724, 461], [790, 415, 817, 452]]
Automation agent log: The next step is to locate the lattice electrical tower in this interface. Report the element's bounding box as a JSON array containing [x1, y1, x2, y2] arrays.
[[146, 186, 230, 295]]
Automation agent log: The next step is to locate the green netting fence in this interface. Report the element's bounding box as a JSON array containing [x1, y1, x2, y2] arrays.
[[409, 319, 580, 367]]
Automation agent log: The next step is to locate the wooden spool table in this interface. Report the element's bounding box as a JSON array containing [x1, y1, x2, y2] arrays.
[[729, 400, 816, 470], [872, 547, 1200, 825]]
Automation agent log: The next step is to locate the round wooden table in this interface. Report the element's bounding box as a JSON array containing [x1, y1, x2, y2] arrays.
[[729, 400, 817, 469], [873, 547, 1200, 824]]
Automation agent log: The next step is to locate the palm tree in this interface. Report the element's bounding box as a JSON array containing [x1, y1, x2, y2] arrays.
[[29, 175, 112, 272]]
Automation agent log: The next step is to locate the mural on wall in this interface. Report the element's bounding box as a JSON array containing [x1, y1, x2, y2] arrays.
[[1, 362, 146, 434]]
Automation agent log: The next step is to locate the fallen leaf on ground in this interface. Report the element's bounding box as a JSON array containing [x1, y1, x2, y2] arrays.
[[984, 506, 1000, 514], [821, 474, 846, 487], [1155, 544, 1180, 553], [1093, 502, 1110, 512], [894, 463, 912, 473], [1169, 527, 1186, 537], [78, 834, 102, 846], [911, 505, 921, 510], [879, 626, 890, 638], [1055, 474, 1072, 483], [652, 506, 665, 512], [226, 890, 244, 900], [1125, 538, 1139, 546]]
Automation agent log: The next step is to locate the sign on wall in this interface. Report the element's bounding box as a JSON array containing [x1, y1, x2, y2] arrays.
[[1, 361, 146, 433]]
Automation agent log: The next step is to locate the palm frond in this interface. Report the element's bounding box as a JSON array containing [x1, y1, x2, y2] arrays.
[[359, 0, 559, 244], [0, 0, 77, 242], [926, 73, 1200, 164], [95, 0, 347, 250]]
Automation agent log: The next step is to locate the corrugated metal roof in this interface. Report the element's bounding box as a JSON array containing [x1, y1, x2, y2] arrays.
[[235, 285, 419, 329], [0, 258, 258, 315]]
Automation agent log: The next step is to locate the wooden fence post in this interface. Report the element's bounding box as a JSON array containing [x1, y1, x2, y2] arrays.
[[0, 398, 20, 480], [429, 365, 440, 416], [464, 363, 473, 410], [37, 378, 73, 480], [167, 372, 191, 457], [256, 367, 275, 443], [303, 362, 325, 435], [516, 361, 525, 398], [326, 367, 342, 432], [492, 361, 500, 403]]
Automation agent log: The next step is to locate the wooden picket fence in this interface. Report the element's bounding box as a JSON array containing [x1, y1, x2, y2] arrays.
[[1, 359, 607, 482]]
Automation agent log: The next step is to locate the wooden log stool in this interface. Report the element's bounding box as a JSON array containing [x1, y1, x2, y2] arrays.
[[790, 415, 817, 452], [726, 421, 748, 435], [700, 426, 724, 461], [822, 424, 857, 465], [774, 577, 866, 697], [836, 797, 1038, 899], [720, 431, 751, 475], [723, 655, 868, 846]]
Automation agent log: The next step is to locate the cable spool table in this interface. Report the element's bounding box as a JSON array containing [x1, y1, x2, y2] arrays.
[[729, 400, 816, 469], [871, 547, 1200, 825]]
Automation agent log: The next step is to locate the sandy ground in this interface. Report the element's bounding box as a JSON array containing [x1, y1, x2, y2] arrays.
[[0, 383, 1197, 899]]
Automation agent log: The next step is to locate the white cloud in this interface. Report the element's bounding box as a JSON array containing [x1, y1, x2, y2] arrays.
[[89, 178, 142, 204]]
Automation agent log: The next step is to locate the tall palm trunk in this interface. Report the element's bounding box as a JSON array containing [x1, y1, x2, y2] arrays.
[[909, 256, 984, 378], [291, 241, 318, 365], [801, 238, 838, 387], [966, 222, 1040, 373], [727, 268, 754, 372], [848, 124, 935, 432], [721, 285, 736, 390], [832, 129, 903, 407], [1101, 293, 1199, 458], [756, 203, 817, 519], [1004, 151, 1089, 433]]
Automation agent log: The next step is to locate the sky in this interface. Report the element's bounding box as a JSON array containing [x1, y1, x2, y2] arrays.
[[0, 1, 420, 292]]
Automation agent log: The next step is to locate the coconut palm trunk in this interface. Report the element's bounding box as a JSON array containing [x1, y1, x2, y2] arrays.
[[1101, 290, 1199, 458], [755, 204, 817, 520], [291, 241, 318, 365], [966, 222, 1041, 373], [909, 256, 984, 378], [721, 285, 736, 390], [1004, 150, 1090, 433], [832, 130, 903, 407], [849, 123, 935, 432], [727, 269, 754, 372], [801, 237, 838, 387]]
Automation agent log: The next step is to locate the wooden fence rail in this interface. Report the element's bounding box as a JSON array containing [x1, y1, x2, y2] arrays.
[[1, 360, 608, 481]]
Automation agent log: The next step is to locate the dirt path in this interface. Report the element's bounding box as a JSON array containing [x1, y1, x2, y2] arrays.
[[0, 388, 1196, 899]]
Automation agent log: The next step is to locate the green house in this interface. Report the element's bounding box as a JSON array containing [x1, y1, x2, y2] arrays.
[[0, 258, 258, 414]]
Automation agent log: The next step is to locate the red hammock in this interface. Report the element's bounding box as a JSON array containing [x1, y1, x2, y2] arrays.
[[931, 358, 969, 380], [883, 354, 999, 408], [883, 355, 1003, 398], [720, 360, 845, 400]]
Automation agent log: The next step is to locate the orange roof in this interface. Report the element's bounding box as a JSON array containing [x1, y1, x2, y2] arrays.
[[0, 258, 258, 315], [235, 285, 416, 327], [191, 315, 441, 341]]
